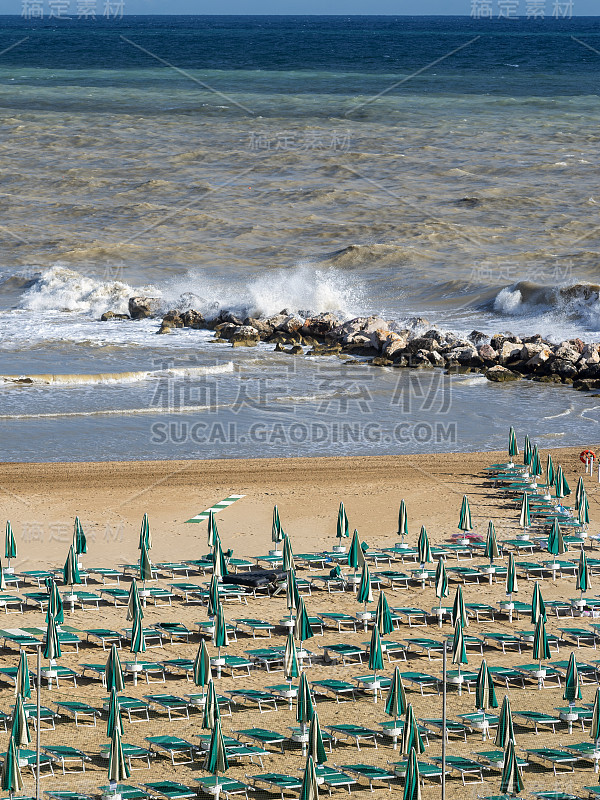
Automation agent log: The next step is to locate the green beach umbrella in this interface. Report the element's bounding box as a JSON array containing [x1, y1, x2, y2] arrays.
[[138, 512, 151, 551], [108, 725, 130, 784], [495, 695, 515, 749], [357, 560, 373, 608], [300, 755, 318, 800], [205, 718, 229, 789], [519, 493, 530, 529], [546, 454, 555, 487], [294, 597, 314, 644], [576, 477, 585, 510], [368, 625, 384, 672], [590, 687, 600, 747], [577, 548, 591, 597], [207, 510, 219, 550], [213, 602, 229, 650], [202, 679, 221, 730], [400, 703, 424, 756], [397, 500, 408, 545], [63, 544, 81, 589], [1, 735, 23, 795], [564, 651, 582, 704], [375, 590, 394, 636], [208, 574, 220, 618], [530, 445, 542, 479], [272, 505, 284, 547], [579, 495, 590, 527], [402, 746, 421, 800], [451, 618, 468, 668], [130, 604, 146, 658], [385, 667, 407, 723], [15, 652, 30, 700], [452, 585, 469, 628], [286, 568, 301, 620], [106, 643, 124, 693], [506, 552, 518, 597], [4, 522, 16, 565], [106, 685, 124, 737], [43, 612, 61, 661], [560, 467, 571, 497], [484, 521, 499, 565], [348, 529, 361, 571], [281, 533, 294, 573], [532, 615, 550, 667], [73, 516, 87, 556], [417, 526, 432, 567], [508, 426, 519, 459], [523, 434, 532, 466], [213, 536, 228, 579], [297, 672, 314, 725], [10, 693, 30, 748], [308, 712, 327, 765], [284, 632, 300, 684], [0, 562, 5, 592], [458, 494, 473, 533], [547, 518, 567, 556], [530, 582, 546, 625], [434, 558, 448, 603], [139, 542, 152, 586], [45, 577, 64, 625], [336, 502, 349, 542], [127, 578, 143, 621], [500, 739, 523, 796], [475, 659, 498, 712], [194, 640, 212, 688]]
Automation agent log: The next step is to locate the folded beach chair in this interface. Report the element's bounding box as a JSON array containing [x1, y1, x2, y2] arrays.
[[104, 694, 151, 723], [525, 748, 579, 775], [99, 741, 156, 769], [145, 735, 197, 765], [43, 745, 91, 773], [246, 773, 301, 800], [326, 724, 381, 750], [321, 643, 363, 666], [144, 694, 190, 721], [317, 612, 358, 632], [401, 671, 440, 695], [143, 782, 196, 800], [311, 679, 356, 703], [54, 700, 102, 727], [85, 628, 123, 649], [194, 777, 252, 800], [337, 764, 395, 790], [431, 755, 484, 784], [153, 622, 192, 643], [393, 607, 428, 627], [235, 618, 275, 638], [514, 710, 562, 734], [227, 688, 279, 713], [235, 728, 289, 754]]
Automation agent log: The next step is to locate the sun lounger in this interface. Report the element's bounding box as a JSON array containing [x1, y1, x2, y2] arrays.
[[310, 575, 348, 593], [196, 621, 238, 641], [43, 745, 91, 773], [525, 748, 579, 775], [98, 789, 149, 800], [390, 759, 444, 784], [487, 666, 526, 688], [372, 571, 411, 589], [85, 628, 123, 649], [556, 706, 593, 731], [326, 724, 381, 750], [317, 613, 358, 632], [245, 648, 286, 671], [215, 655, 253, 678], [236, 728, 289, 754], [405, 637, 445, 659], [99, 742, 156, 769], [393, 607, 428, 627], [195, 777, 252, 799], [38, 664, 79, 689], [185, 693, 232, 715], [17, 748, 55, 776], [514, 710, 562, 733], [447, 566, 485, 584], [362, 639, 407, 662], [123, 660, 166, 683], [227, 688, 279, 713], [482, 632, 522, 653], [168, 583, 205, 603], [44, 793, 93, 800], [559, 627, 597, 648], [545, 600, 574, 618], [145, 736, 197, 765], [246, 773, 301, 800], [0, 594, 23, 613], [473, 749, 527, 772], [311, 679, 356, 702], [552, 659, 598, 683], [0, 666, 25, 691], [24, 703, 59, 729], [103, 695, 150, 723], [313, 765, 356, 794], [101, 587, 129, 606], [20, 570, 52, 587], [88, 567, 121, 584], [564, 742, 600, 769], [445, 633, 484, 653], [143, 782, 196, 799], [122, 627, 163, 648], [401, 671, 440, 695], [531, 793, 577, 800], [235, 618, 275, 638], [55, 700, 102, 727], [322, 643, 364, 665], [337, 764, 395, 790], [465, 603, 496, 622], [516, 663, 562, 688], [144, 694, 190, 721], [517, 629, 561, 651], [458, 712, 499, 735], [445, 669, 479, 693], [80, 663, 107, 684], [431, 755, 484, 784], [65, 590, 101, 610], [161, 658, 195, 679], [421, 717, 469, 742], [153, 622, 192, 643]]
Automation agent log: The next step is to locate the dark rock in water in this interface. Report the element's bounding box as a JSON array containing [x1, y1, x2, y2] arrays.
[[230, 325, 260, 347], [128, 296, 159, 320], [574, 378, 600, 391], [468, 330, 487, 345], [244, 317, 274, 338], [100, 310, 130, 321], [276, 315, 304, 334], [404, 316, 429, 331], [301, 312, 342, 338], [522, 334, 544, 344], [214, 323, 237, 340], [214, 309, 244, 327], [182, 309, 205, 328], [485, 365, 519, 382], [406, 336, 440, 354], [372, 356, 393, 367], [157, 325, 172, 335], [478, 344, 498, 364], [456, 197, 480, 207], [162, 310, 184, 328], [423, 329, 445, 343]]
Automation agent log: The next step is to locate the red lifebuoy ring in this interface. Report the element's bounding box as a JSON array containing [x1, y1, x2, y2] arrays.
[[581, 449, 596, 463]]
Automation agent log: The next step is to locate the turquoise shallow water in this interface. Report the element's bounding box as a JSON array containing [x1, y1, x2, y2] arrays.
[[0, 16, 599, 461]]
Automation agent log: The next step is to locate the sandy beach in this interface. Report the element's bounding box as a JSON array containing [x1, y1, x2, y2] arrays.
[[0, 447, 597, 799]]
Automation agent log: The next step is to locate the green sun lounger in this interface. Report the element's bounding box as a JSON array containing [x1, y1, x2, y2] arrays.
[[99, 742, 156, 769], [145, 736, 197, 765], [432, 755, 484, 784], [338, 764, 395, 790], [104, 695, 150, 722], [326, 724, 381, 750], [195, 777, 251, 800], [88, 566, 122, 584], [161, 658, 195, 678], [214, 655, 253, 678], [17, 748, 54, 776], [401, 671, 440, 695], [311, 679, 356, 702], [559, 627, 597, 647], [390, 759, 444, 783], [44, 793, 93, 800], [482, 633, 522, 653], [474, 750, 527, 772], [246, 773, 301, 800], [236, 728, 289, 753], [564, 742, 600, 769], [245, 647, 285, 671], [405, 637, 445, 659], [513, 710, 561, 733], [143, 782, 196, 800], [43, 745, 91, 773], [85, 628, 123, 649], [99, 789, 148, 800], [321, 643, 364, 665], [373, 570, 411, 589], [465, 603, 496, 622], [552, 659, 598, 683], [525, 748, 579, 775], [144, 694, 190, 721], [227, 688, 279, 713], [235, 618, 275, 638], [54, 700, 102, 727], [153, 622, 192, 642], [421, 718, 469, 742], [317, 613, 358, 632], [314, 765, 357, 793], [23, 703, 59, 729]]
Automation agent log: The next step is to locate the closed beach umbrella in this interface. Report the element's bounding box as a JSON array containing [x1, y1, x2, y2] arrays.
[[130, 605, 146, 659], [530, 582, 546, 625], [138, 513, 151, 551], [10, 694, 30, 748], [205, 718, 229, 792], [508, 426, 519, 459], [579, 495, 590, 527], [519, 493, 530, 529], [108, 726, 130, 784], [506, 553, 518, 597], [434, 558, 448, 604], [286, 568, 301, 621], [546, 454, 555, 487], [417, 526, 432, 567], [547, 518, 567, 556], [283, 534, 295, 572], [401, 703, 424, 756], [63, 544, 81, 590], [1, 735, 23, 795], [336, 502, 349, 542], [458, 495, 473, 533], [43, 613, 61, 661], [106, 685, 123, 737], [213, 602, 229, 650], [368, 625, 384, 672], [495, 695, 515, 749], [560, 468, 571, 497], [272, 506, 284, 547], [300, 755, 318, 800], [563, 651, 582, 704], [284, 632, 300, 685], [15, 652, 30, 700], [73, 516, 87, 556], [207, 510, 218, 550], [532, 616, 550, 667], [375, 591, 394, 636], [139, 542, 152, 584], [452, 618, 468, 668], [523, 434, 532, 466], [484, 521, 499, 565], [452, 585, 469, 628], [208, 574, 220, 618], [576, 477, 585, 510], [4, 522, 16, 566], [475, 659, 497, 712], [348, 529, 361, 571], [46, 577, 64, 625], [397, 500, 408, 545], [194, 640, 212, 688], [385, 667, 407, 723], [202, 679, 221, 730], [294, 597, 314, 644], [213, 536, 228, 579], [127, 578, 143, 621], [106, 643, 124, 693], [357, 561, 373, 608], [590, 688, 600, 748], [530, 445, 542, 479], [577, 549, 591, 598], [297, 672, 314, 726], [402, 747, 421, 800], [308, 712, 327, 765], [500, 739, 523, 796]]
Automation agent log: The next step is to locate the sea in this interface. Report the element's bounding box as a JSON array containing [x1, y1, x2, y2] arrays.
[[0, 14, 599, 462]]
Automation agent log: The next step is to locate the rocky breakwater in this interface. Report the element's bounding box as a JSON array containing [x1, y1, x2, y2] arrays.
[[101, 299, 600, 393]]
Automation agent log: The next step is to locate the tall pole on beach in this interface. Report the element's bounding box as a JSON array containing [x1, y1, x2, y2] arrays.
[[441, 641, 447, 800], [36, 644, 41, 800]]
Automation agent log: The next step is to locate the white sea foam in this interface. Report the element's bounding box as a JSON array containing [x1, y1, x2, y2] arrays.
[[0, 362, 234, 387]]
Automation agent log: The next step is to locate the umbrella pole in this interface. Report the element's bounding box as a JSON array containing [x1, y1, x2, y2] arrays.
[[36, 644, 41, 800], [441, 642, 447, 800], [596, 739, 599, 773], [373, 671, 377, 704]]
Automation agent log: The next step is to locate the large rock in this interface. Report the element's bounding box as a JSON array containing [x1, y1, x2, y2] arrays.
[[128, 296, 160, 319], [499, 340, 523, 364], [485, 365, 520, 382], [582, 343, 600, 363], [526, 348, 552, 368], [230, 325, 260, 346], [301, 312, 342, 338], [554, 344, 580, 362], [161, 310, 184, 328], [478, 344, 498, 364], [406, 336, 440, 354], [100, 310, 130, 321], [182, 309, 205, 329], [276, 315, 304, 334]]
